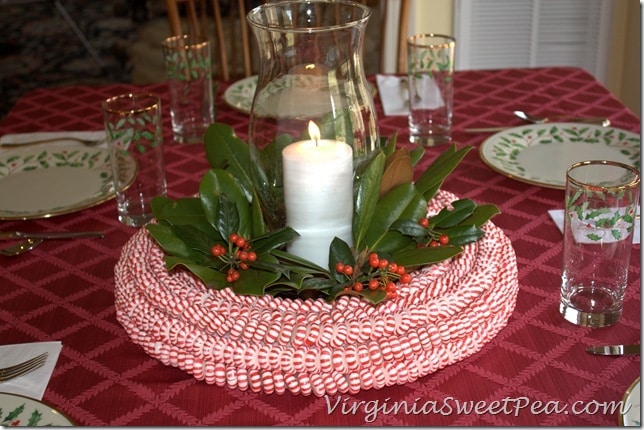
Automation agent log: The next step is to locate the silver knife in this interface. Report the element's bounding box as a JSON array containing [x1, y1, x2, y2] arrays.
[[464, 117, 611, 133], [0, 231, 104, 240], [586, 344, 640, 356]]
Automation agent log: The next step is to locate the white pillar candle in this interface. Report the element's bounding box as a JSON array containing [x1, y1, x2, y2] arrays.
[[282, 122, 354, 268]]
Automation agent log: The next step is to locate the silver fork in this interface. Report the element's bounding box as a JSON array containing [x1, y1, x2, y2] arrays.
[[0, 137, 105, 148], [0, 352, 49, 382]]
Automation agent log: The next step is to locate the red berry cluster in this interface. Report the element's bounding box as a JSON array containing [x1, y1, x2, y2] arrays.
[[337, 252, 412, 300], [418, 217, 450, 248], [210, 233, 257, 283]]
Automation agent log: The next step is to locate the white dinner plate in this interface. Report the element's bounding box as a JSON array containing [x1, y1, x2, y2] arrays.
[[223, 75, 378, 115], [0, 145, 136, 220], [479, 123, 640, 189], [0, 392, 74, 426], [620, 377, 640, 426]]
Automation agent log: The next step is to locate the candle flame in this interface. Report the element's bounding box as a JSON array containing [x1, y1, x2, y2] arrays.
[[308, 121, 320, 146]]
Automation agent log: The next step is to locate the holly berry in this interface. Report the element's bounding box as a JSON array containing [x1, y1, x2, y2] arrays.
[[439, 234, 450, 245], [419, 217, 429, 228]]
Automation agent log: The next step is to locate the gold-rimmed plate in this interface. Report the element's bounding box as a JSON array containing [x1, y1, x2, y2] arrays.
[[0, 392, 74, 426], [620, 377, 640, 426], [0, 145, 136, 220], [479, 123, 640, 189]]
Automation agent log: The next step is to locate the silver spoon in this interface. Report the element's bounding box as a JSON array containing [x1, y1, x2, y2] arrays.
[[514, 110, 611, 127], [0, 238, 44, 257]]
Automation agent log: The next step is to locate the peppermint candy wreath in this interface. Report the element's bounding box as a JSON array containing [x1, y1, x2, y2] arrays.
[[115, 191, 519, 396]]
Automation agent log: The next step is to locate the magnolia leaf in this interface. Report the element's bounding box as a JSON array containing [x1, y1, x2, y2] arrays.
[[215, 194, 240, 240], [171, 224, 221, 264], [369, 230, 416, 255], [353, 151, 386, 249], [382, 132, 398, 157], [390, 219, 427, 237], [429, 199, 477, 228], [151, 196, 218, 237], [329, 237, 355, 280], [415, 144, 472, 200], [409, 144, 425, 166], [199, 169, 251, 237], [231, 268, 282, 296], [362, 183, 424, 250], [249, 134, 294, 230], [271, 249, 329, 274], [204, 123, 254, 193], [380, 148, 414, 197], [461, 204, 501, 227], [249, 189, 267, 237], [393, 245, 463, 269], [146, 223, 194, 259], [264, 272, 315, 294], [436, 225, 485, 246], [164, 256, 226, 287], [252, 226, 300, 254]]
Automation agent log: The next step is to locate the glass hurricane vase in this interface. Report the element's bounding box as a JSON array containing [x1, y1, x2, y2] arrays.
[[246, 0, 380, 231]]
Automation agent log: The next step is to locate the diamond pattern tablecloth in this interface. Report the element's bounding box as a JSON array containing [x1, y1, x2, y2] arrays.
[[0, 67, 640, 426]]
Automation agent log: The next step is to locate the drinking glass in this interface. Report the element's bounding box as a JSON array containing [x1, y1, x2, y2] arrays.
[[102, 93, 167, 227], [560, 160, 640, 327], [162, 34, 215, 144], [407, 33, 455, 146]]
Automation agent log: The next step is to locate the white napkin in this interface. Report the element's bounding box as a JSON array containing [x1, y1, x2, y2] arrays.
[[548, 207, 640, 244], [0, 342, 62, 400], [0, 130, 106, 152], [376, 74, 409, 116]]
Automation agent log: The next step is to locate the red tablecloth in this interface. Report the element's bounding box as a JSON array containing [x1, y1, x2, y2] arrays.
[[0, 67, 640, 426]]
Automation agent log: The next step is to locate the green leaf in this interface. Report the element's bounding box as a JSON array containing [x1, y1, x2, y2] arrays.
[[151, 196, 218, 236], [146, 223, 194, 259], [393, 245, 463, 269], [409, 144, 425, 166], [199, 169, 251, 237], [231, 267, 282, 296], [271, 249, 329, 273], [362, 183, 424, 250], [353, 151, 386, 248], [370, 230, 416, 254], [252, 226, 300, 254], [429, 199, 477, 228], [437, 225, 485, 246], [204, 123, 254, 194], [328, 237, 355, 276], [214, 194, 240, 240], [415, 144, 472, 200], [165, 256, 227, 288], [461, 203, 501, 227]]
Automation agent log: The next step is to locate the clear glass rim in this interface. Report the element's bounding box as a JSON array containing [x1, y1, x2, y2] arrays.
[[102, 93, 161, 115], [247, 0, 371, 33], [407, 33, 456, 49], [566, 159, 640, 190]]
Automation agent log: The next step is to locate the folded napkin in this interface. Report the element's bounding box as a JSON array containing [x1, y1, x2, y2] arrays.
[[376, 74, 409, 116], [0, 342, 62, 400], [0, 130, 106, 151], [548, 207, 640, 244]]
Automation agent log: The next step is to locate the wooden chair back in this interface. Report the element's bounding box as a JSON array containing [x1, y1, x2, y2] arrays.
[[379, 0, 411, 74], [165, 0, 252, 81]]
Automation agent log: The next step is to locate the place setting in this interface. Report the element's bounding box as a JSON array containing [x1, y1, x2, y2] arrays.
[[476, 117, 640, 189], [0, 342, 73, 426]]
